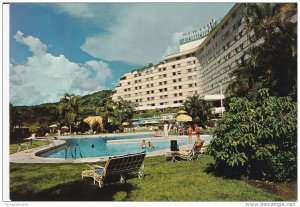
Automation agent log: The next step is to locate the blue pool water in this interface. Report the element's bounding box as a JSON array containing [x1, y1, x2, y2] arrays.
[[39, 133, 212, 158]]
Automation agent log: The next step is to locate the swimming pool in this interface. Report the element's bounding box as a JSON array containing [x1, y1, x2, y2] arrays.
[[38, 133, 212, 158]]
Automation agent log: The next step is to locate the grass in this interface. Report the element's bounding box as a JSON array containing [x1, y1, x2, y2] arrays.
[[10, 140, 50, 154], [9, 155, 296, 201]]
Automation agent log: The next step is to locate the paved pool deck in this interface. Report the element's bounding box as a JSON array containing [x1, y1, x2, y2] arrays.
[[9, 134, 210, 164]]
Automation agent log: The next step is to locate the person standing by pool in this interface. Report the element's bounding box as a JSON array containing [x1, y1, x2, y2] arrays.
[[194, 124, 202, 141], [164, 122, 169, 138], [141, 140, 147, 149], [187, 125, 193, 144]]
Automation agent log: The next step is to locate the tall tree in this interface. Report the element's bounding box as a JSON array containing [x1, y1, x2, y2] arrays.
[[59, 93, 81, 133], [226, 3, 297, 100], [96, 98, 135, 132], [184, 95, 213, 127]]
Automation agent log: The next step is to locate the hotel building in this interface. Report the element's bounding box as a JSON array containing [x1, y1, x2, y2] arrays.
[[112, 3, 251, 113]]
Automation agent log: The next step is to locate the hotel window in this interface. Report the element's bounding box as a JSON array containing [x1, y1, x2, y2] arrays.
[[178, 78, 182, 82], [174, 94, 178, 97], [128, 82, 131, 85], [188, 76, 193, 80], [160, 103, 164, 105], [150, 77, 154, 80], [174, 101, 178, 104], [173, 72, 176, 76], [139, 86, 142, 89], [172, 65, 176, 69], [151, 97, 155, 100], [147, 84, 149, 87], [151, 90, 154, 94], [164, 81, 167, 84], [147, 91, 150, 94], [139, 79, 142, 83], [135, 99, 138, 103], [174, 86, 177, 90], [135, 87, 138, 90], [146, 78, 149, 81], [159, 89, 163, 92], [189, 84, 193, 88], [177, 72, 181, 75], [163, 68, 166, 71], [160, 95, 163, 99], [164, 88, 168, 91], [164, 95, 168, 98], [158, 68, 162, 72], [159, 82, 162, 85], [151, 83, 154, 87], [173, 79, 177, 83], [147, 97, 150, 101], [159, 75, 162, 78], [140, 99, 142, 102], [151, 104, 155, 106], [134, 74, 138, 77], [179, 86, 182, 89], [194, 83, 197, 86], [176, 57, 181, 60], [179, 93, 183, 96], [163, 74, 167, 78], [124, 89, 127, 92], [187, 69, 192, 72], [178, 100, 183, 103]]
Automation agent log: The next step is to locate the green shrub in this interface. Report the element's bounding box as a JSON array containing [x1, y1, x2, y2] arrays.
[[207, 89, 297, 181]]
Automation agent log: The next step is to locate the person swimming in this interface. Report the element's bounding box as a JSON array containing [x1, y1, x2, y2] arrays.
[[141, 140, 147, 149], [148, 141, 155, 149], [91, 144, 94, 148]]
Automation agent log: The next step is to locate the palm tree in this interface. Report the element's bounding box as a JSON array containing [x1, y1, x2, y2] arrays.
[[59, 93, 81, 133], [184, 95, 213, 127], [227, 3, 297, 100], [96, 98, 135, 132]]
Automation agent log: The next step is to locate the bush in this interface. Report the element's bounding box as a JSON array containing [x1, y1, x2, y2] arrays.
[[207, 89, 297, 181]]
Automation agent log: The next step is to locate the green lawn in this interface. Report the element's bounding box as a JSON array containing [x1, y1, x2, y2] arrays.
[[10, 155, 295, 201], [10, 140, 50, 154]]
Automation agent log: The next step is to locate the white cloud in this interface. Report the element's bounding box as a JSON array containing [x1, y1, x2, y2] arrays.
[[14, 31, 47, 56], [10, 31, 112, 106], [53, 3, 233, 65]]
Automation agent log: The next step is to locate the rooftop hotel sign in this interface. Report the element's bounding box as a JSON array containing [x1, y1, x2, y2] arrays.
[[179, 18, 222, 45]]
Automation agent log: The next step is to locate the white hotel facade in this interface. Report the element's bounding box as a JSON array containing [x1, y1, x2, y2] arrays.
[[112, 4, 251, 113]]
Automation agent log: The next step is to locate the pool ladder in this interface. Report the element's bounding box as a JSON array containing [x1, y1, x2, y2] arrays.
[[65, 145, 83, 159]]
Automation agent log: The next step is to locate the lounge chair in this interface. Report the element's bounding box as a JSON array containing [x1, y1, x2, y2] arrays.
[[82, 151, 146, 188], [17, 143, 29, 153], [179, 140, 204, 161]]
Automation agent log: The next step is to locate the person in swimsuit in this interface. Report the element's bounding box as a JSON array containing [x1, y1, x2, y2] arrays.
[[194, 124, 202, 140], [187, 125, 193, 144], [141, 140, 147, 149], [148, 141, 155, 149]]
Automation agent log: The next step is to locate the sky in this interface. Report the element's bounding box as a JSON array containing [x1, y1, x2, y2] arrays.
[[9, 2, 234, 106]]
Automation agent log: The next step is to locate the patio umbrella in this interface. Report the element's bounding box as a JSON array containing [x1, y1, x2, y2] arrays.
[[122, 122, 129, 126], [176, 114, 192, 122], [49, 124, 58, 128], [177, 110, 187, 114], [61, 126, 69, 130], [83, 116, 103, 130]]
